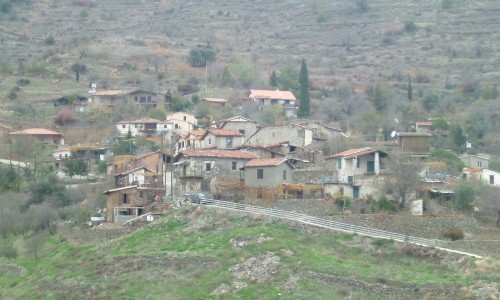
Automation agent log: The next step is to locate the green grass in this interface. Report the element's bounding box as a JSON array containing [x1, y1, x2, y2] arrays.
[[0, 208, 497, 299]]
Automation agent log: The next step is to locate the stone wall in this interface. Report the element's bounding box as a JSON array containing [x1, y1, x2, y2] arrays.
[[270, 198, 479, 239]]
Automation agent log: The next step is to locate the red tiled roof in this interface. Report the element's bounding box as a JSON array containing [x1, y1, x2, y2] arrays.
[[245, 158, 287, 167], [188, 130, 207, 137], [249, 89, 296, 101], [207, 129, 244, 137], [327, 147, 378, 159], [180, 150, 256, 159], [9, 128, 62, 136]]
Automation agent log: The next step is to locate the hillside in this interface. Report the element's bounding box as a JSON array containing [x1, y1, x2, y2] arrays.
[[1, 206, 499, 299]]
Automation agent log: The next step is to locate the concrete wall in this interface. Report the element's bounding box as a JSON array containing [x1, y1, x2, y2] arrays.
[[203, 133, 245, 150], [245, 125, 312, 148], [460, 155, 489, 169]]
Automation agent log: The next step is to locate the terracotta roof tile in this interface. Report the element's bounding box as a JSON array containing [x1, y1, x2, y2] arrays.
[[326, 147, 378, 159], [180, 150, 255, 159], [249, 89, 296, 101], [118, 118, 161, 124], [207, 129, 244, 137], [9, 128, 62, 136], [203, 98, 227, 103], [244, 157, 287, 167]]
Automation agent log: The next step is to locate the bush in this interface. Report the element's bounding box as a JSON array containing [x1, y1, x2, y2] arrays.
[[335, 196, 351, 209], [0, 244, 18, 259], [442, 227, 464, 241], [16, 78, 30, 86], [404, 20, 417, 33], [44, 36, 55, 45], [177, 82, 199, 95], [377, 196, 398, 212]]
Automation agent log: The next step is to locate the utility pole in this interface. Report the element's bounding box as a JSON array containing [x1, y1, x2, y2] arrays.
[[170, 133, 175, 204]]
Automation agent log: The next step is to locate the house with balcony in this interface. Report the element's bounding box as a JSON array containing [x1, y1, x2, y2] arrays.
[[323, 147, 388, 199], [116, 118, 171, 137], [173, 149, 256, 193]]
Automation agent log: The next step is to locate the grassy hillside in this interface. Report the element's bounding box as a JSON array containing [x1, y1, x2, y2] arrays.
[[1, 207, 499, 299]]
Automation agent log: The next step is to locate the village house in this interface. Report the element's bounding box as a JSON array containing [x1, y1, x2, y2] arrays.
[[217, 116, 259, 141], [415, 121, 434, 133], [113, 165, 163, 189], [459, 153, 491, 169], [103, 185, 161, 223], [166, 112, 198, 132], [323, 147, 388, 199], [243, 158, 295, 188], [200, 129, 245, 150], [293, 120, 347, 141], [116, 118, 172, 137], [243, 124, 313, 152], [173, 149, 256, 193], [176, 130, 206, 152], [249, 89, 297, 117], [462, 167, 499, 187], [9, 128, 64, 145], [90, 89, 162, 108], [107, 151, 164, 180]]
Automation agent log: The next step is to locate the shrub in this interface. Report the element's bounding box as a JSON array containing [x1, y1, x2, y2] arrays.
[[44, 36, 55, 45], [441, 0, 452, 9], [442, 227, 464, 241], [177, 82, 198, 95], [335, 196, 351, 209], [377, 196, 397, 212], [16, 78, 30, 86]]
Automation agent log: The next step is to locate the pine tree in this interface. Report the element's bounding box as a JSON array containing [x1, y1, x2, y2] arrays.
[[269, 70, 278, 87], [298, 59, 310, 118], [407, 76, 413, 101]]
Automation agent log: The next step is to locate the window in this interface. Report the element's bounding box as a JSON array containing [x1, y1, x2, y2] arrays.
[[123, 194, 129, 204], [257, 169, 264, 179], [232, 162, 237, 170], [208, 138, 212, 145], [183, 116, 187, 121], [356, 158, 360, 168], [478, 161, 482, 168], [164, 125, 167, 129], [59, 154, 62, 159], [337, 158, 342, 169], [175, 124, 179, 129], [226, 137, 233, 148], [490, 175, 495, 185], [122, 124, 126, 129], [283, 170, 287, 180], [239, 130, 245, 134], [205, 162, 211, 171]]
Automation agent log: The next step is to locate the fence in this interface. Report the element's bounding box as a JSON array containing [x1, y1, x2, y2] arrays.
[[199, 199, 436, 247]]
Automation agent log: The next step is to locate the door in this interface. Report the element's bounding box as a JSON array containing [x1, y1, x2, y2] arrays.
[[367, 161, 375, 174], [353, 187, 360, 199]]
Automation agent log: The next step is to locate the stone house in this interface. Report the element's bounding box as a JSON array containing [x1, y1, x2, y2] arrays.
[[293, 120, 347, 141], [248, 89, 296, 107], [103, 185, 159, 223], [217, 116, 258, 141], [177, 130, 206, 152], [113, 166, 163, 189], [459, 153, 491, 169], [107, 151, 164, 180], [323, 147, 388, 199], [244, 124, 313, 152], [243, 158, 295, 188], [415, 121, 433, 133], [173, 149, 256, 193], [200, 129, 245, 150], [203, 97, 227, 108], [90, 89, 162, 108], [9, 128, 64, 145]]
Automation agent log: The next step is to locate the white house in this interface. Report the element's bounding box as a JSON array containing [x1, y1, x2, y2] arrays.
[[166, 112, 197, 133], [462, 167, 499, 187]]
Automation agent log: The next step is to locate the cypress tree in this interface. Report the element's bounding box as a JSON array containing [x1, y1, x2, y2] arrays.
[[269, 70, 278, 87], [407, 76, 413, 101], [298, 59, 310, 118]]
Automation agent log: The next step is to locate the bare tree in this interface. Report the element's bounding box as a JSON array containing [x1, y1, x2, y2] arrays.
[[386, 154, 421, 209]]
